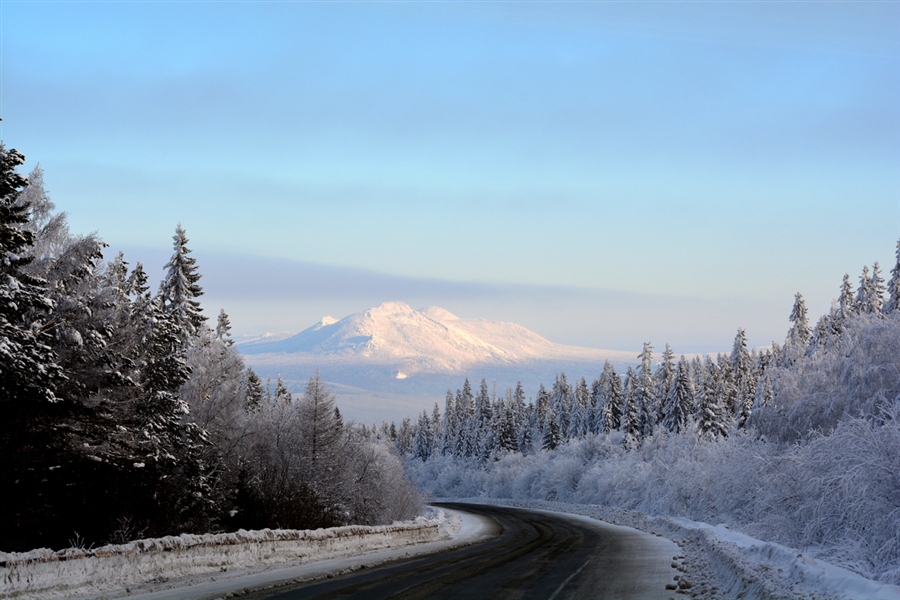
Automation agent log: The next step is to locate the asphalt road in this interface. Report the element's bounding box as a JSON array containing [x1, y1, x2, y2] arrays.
[[255, 503, 679, 600]]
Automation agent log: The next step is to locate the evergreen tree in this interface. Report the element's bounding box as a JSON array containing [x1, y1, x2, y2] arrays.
[[572, 377, 590, 437], [601, 362, 623, 433], [621, 366, 641, 441], [697, 357, 728, 438], [274, 375, 292, 405], [441, 389, 456, 456], [541, 409, 560, 451], [296, 372, 343, 480], [244, 368, 265, 412], [0, 142, 60, 403], [430, 402, 442, 456], [838, 273, 856, 320], [662, 355, 693, 433], [885, 240, 900, 314], [160, 224, 205, 339], [551, 373, 573, 438], [512, 381, 527, 435], [635, 342, 656, 437], [868, 262, 886, 315], [653, 344, 676, 422], [784, 293, 811, 364], [730, 328, 756, 425], [856, 265, 873, 314], [216, 309, 233, 345], [413, 411, 433, 461], [0, 142, 66, 549]]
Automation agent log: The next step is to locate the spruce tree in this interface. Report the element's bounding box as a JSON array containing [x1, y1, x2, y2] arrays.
[[662, 355, 694, 434], [441, 389, 456, 456], [541, 409, 560, 451], [601, 363, 624, 433], [697, 357, 728, 438], [160, 224, 205, 339], [216, 309, 233, 345], [274, 375, 292, 405], [0, 142, 65, 549], [653, 344, 676, 422], [730, 328, 756, 425], [856, 266, 873, 314], [621, 366, 641, 441], [868, 262, 886, 315], [885, 240, 900, 314], [784, 293, 811, 364], [635, 342, 656, 436], [244, 368, 265, 412]]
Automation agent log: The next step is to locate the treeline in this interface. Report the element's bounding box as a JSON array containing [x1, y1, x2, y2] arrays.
[[0, 141, 420, 552], [388, 249, 900, 462], [396, 241, 900, 584]]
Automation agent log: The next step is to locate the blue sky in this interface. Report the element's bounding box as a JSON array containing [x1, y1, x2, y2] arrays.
[[1, 1, 898, 353]]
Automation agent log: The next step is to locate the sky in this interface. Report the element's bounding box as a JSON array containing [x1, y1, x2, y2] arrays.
[[1, 1, 898, 353]]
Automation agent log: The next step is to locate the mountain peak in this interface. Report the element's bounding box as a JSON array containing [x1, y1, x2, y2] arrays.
[[239, 301, 637, 381], [420, 306, 459, 322], [318, 316, 338, 327], [365, 301, 415, 318]]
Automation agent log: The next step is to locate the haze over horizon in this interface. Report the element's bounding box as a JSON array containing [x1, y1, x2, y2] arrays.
[[2, 1, 898, 353]]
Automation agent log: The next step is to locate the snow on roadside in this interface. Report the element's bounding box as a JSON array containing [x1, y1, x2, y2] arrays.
[[443, 497, 900, 600], [0, 509, 469, 600]]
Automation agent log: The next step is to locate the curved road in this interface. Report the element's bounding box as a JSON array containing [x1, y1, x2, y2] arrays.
[[255, 503, 679, 600]]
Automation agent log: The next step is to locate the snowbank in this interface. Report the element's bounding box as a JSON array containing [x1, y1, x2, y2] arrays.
[[445, 498, 900, 600], [0, 515, 449, 599], [664, 517, 900, 600]]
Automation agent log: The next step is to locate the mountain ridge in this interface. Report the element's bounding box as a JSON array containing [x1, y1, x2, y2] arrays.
[[238, 301, 638, 422]]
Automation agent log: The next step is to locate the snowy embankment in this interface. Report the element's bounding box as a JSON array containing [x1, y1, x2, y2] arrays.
[[447, 498, 900, 600], [0, 509, 475, 600]]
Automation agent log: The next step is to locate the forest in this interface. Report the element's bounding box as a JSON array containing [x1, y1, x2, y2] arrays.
[[0, 141, 421, 552], [3, 129, 898, 586], [394, 246, 900, 585]]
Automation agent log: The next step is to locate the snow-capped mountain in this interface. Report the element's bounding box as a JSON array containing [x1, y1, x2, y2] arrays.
[[239, 301, 637, 422]]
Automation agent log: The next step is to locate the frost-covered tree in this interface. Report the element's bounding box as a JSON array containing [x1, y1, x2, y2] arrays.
[[159, 224, 205, 339], [0, 144, 59, 403], [868, 262, 886, 315], [600, 362, 623, 433], [541, 409, 560, 451], [662, 355, 694, 433], [784, 293, 811, 364], [274, 375, 292, 405], [216, 308, 233, 345], [621, 366, 641, 441], [441, 389, 456, 456], [551, 373, 573, 439], [572, 377, 590, 437], [244, 368, 265, 412], [730, 328, 756, 426], [837, 273, 856, 321], [885, 240, 900, 314], [294, 372, 347, 520], [16, 164, 71, 265], [0, 143, 66, 548], [635, 342, 657, 437], [413, 410, 434, 461], [697, 357, 728, 438], [654, 344, 676, 422], [855, 265, 875, 315]]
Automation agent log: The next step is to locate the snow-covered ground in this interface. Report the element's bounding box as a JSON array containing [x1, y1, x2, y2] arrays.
[[0, 508, 491, 600], [444, 498, 900, 600], [5, 500, 896, 599]]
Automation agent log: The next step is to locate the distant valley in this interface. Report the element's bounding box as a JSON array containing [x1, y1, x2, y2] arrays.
[[238, 301, 638, 423]]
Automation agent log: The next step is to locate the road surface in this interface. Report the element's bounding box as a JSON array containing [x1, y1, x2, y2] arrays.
[[252, 502, 680, 600]]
